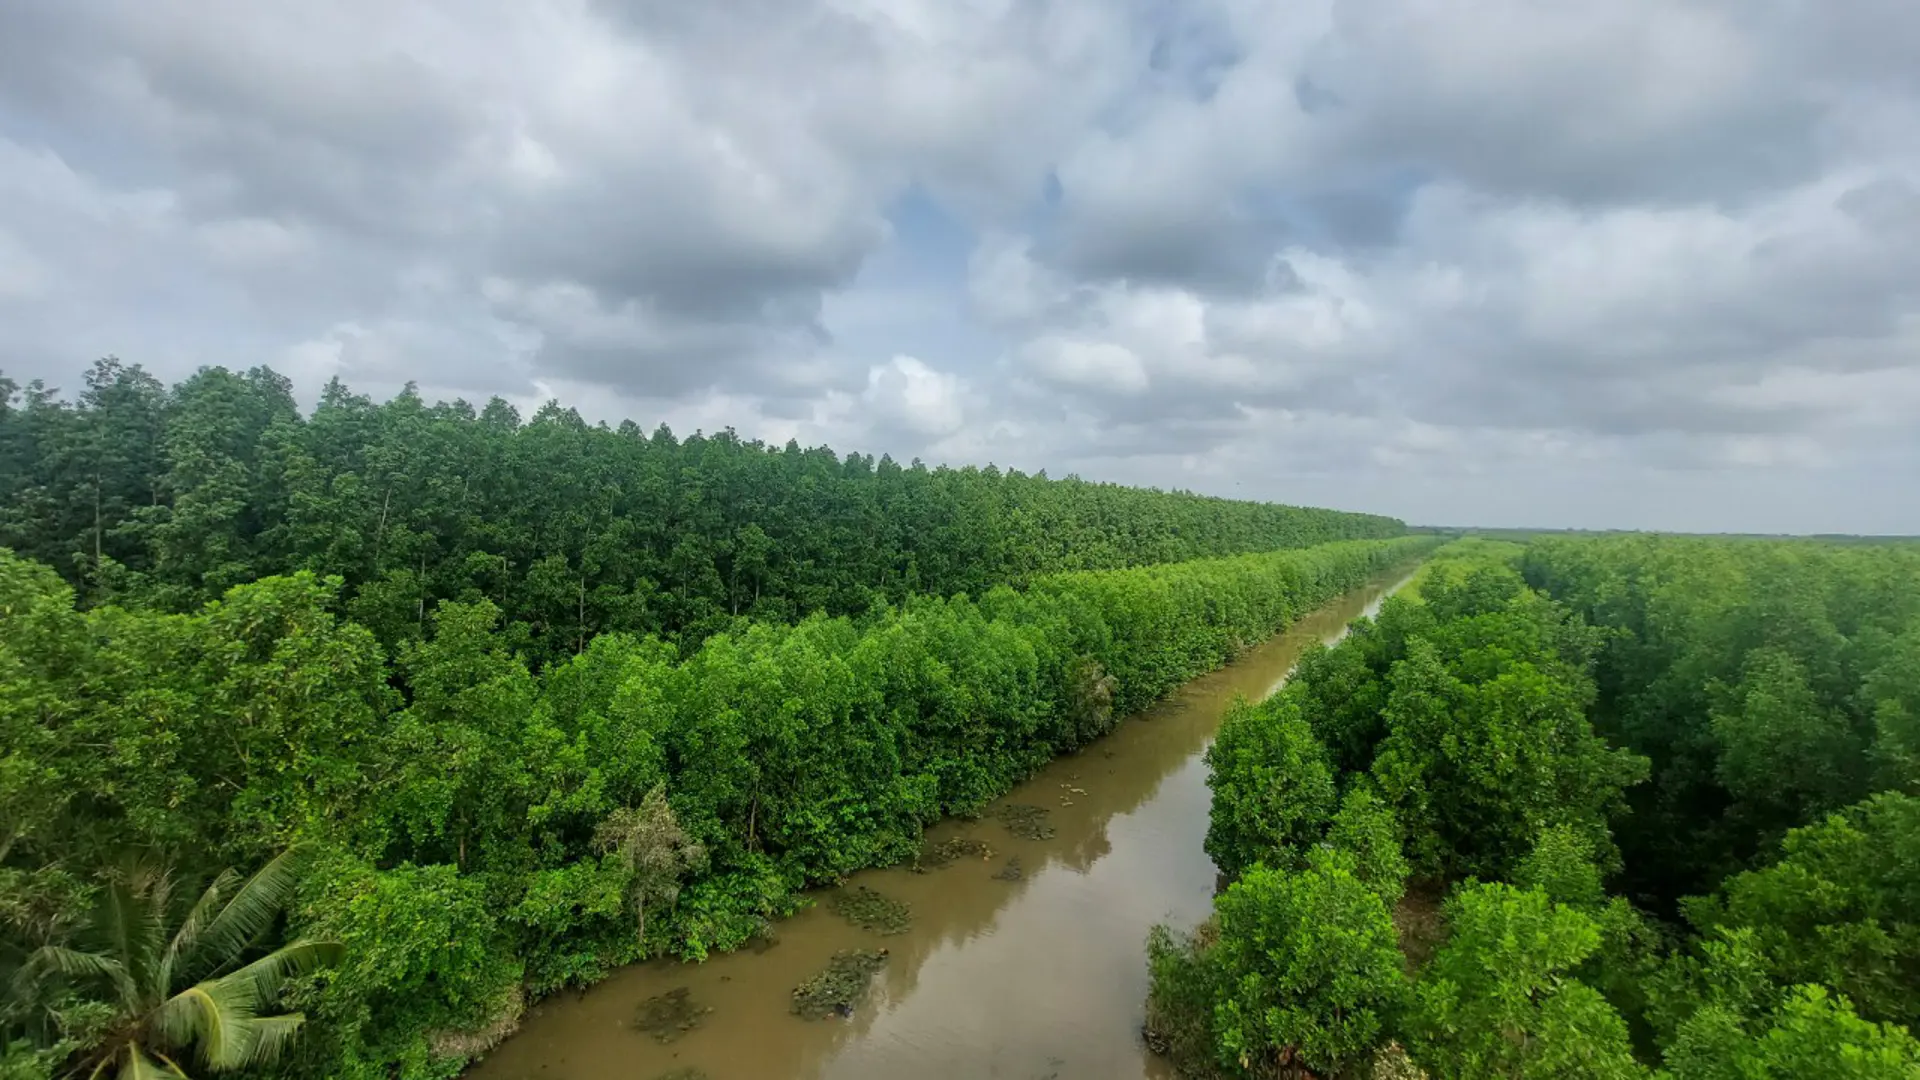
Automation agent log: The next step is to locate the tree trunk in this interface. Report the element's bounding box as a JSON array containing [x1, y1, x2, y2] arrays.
[[93, 468, 104, 568], [373, 484, 392, 566]]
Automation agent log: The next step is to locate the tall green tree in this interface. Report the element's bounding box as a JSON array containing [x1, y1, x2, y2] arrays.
[[1211, 851, 1407, 1078], [592, 786, 707, 947], [1204, 691, 1338, 879], [1410, 883, 1645, 1080]]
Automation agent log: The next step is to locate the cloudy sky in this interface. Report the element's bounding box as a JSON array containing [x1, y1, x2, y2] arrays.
[[3, 1, 1918, 533]]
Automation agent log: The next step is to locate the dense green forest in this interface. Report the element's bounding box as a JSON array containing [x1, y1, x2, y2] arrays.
[[0, 362, 1428, 1080], [1147, 537, 1920, 1078], [0, 360, 1401, 668]]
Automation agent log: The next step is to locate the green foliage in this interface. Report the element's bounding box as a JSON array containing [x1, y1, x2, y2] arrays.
[[1362, 573, 1645, 880], [1515, 825, 1608, 911], [1654, 932, 1920, 1080], [1212, 852, 1408, 1078], [1, 363, 1431, 1080], [1161, 536, 1920, 1080], [1145, 922, 1230, 1080], [14, 850, 336, 1079], [0, 1040, 65, 1080], [1328, 784, 1410, 907], [1861, 627, 1920, 794], [1204, 692, 1339, 880], [506, 857, 633, 993], [1522, 536, 1920, 907], [295, 858, 522, 1080], [1682, 793, 1920, 1029], [1410, 883, 1646, 1080], [0, 362, 1406, 665], [1708, 646, 1865, 831], [1661, 985, 1920, 1080]]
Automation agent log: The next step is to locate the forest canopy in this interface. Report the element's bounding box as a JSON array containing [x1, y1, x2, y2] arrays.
[[0, 365, 1425, 1080], [0, 360, 1403, 668], [1148, 537, 1920, 1079]]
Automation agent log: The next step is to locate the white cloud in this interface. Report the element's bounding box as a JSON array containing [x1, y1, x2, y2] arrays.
[[859, 355, 968, 437]]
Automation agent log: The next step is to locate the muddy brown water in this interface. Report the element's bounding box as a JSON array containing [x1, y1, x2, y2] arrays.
[[469, 569, 1419, 1080]]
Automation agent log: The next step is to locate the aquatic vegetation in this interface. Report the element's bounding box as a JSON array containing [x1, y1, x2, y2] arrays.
[[917, 836, 995, 869], [791, 950, 890, 1020], [997, 804, 1057, 840], [632, 987, 712, 1044], [826, 885, 914, 935]]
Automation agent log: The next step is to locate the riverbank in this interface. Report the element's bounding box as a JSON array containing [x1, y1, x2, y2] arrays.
[[467, 565, 1422, 1080]]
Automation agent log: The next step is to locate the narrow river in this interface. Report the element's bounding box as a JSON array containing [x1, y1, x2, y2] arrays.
[[470, 568, 1420, 1080]]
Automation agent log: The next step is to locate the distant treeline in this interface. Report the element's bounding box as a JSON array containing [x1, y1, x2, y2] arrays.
[[0, 360, 1404, 667], [0, 534, 1435, 1080]]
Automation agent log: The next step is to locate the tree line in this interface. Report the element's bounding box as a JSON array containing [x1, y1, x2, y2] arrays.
[[1148, 537, 1920, 1078], [1, 514, 1436, 1080], [0, 360, 1404, 669]]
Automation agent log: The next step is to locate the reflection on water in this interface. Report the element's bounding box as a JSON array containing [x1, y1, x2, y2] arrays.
[[468, 569, 1419, 1080]]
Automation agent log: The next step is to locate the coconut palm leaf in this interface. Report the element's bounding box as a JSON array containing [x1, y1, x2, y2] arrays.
[[173, 848, 304, 985], [158, 868, 242, 991], [232, 1014, 305, 1070], [31, 849, 335, 1079], [112, 1045, 191, 1080], [152, 977, 257, 1071], [222, 939, 341, 1003], [98, 863, 170, 1012], [149, 940, 334, 1071], [18, 944, 136, 1009]]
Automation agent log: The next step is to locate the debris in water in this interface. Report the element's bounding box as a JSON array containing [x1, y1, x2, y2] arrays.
[[649, 1070, 710, 1080], [631, 987, 712, 1044], [916, 836, 994, 870], [791, 949, 889, 1020], [994, 856, 1025, 882], [996, 803, 1056, 840], [827, 885, 913, 935]]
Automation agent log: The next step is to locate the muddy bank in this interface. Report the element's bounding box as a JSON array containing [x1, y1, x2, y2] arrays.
[[467, 567, 1419, 1080]]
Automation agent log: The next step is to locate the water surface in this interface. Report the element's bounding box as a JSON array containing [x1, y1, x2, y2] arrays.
[[471, 568, 1418, 1080]]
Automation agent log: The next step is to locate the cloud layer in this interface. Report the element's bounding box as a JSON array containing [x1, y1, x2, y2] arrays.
[[3, 0, 1918, 532]]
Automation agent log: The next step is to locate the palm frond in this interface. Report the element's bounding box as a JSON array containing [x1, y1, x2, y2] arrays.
[[98, 859, 170, 1009], [152, 980, 256, 1071], [233, 1013, 306, 1068], [19, 944, 138, 1008], [160, 868, 241, 990], [187, 848, 306, 976], [222, 939, 342, 1003], [152, 975, 310, 1072], [98, 873, 142, 999], [115, 1046, 191, 1080]]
